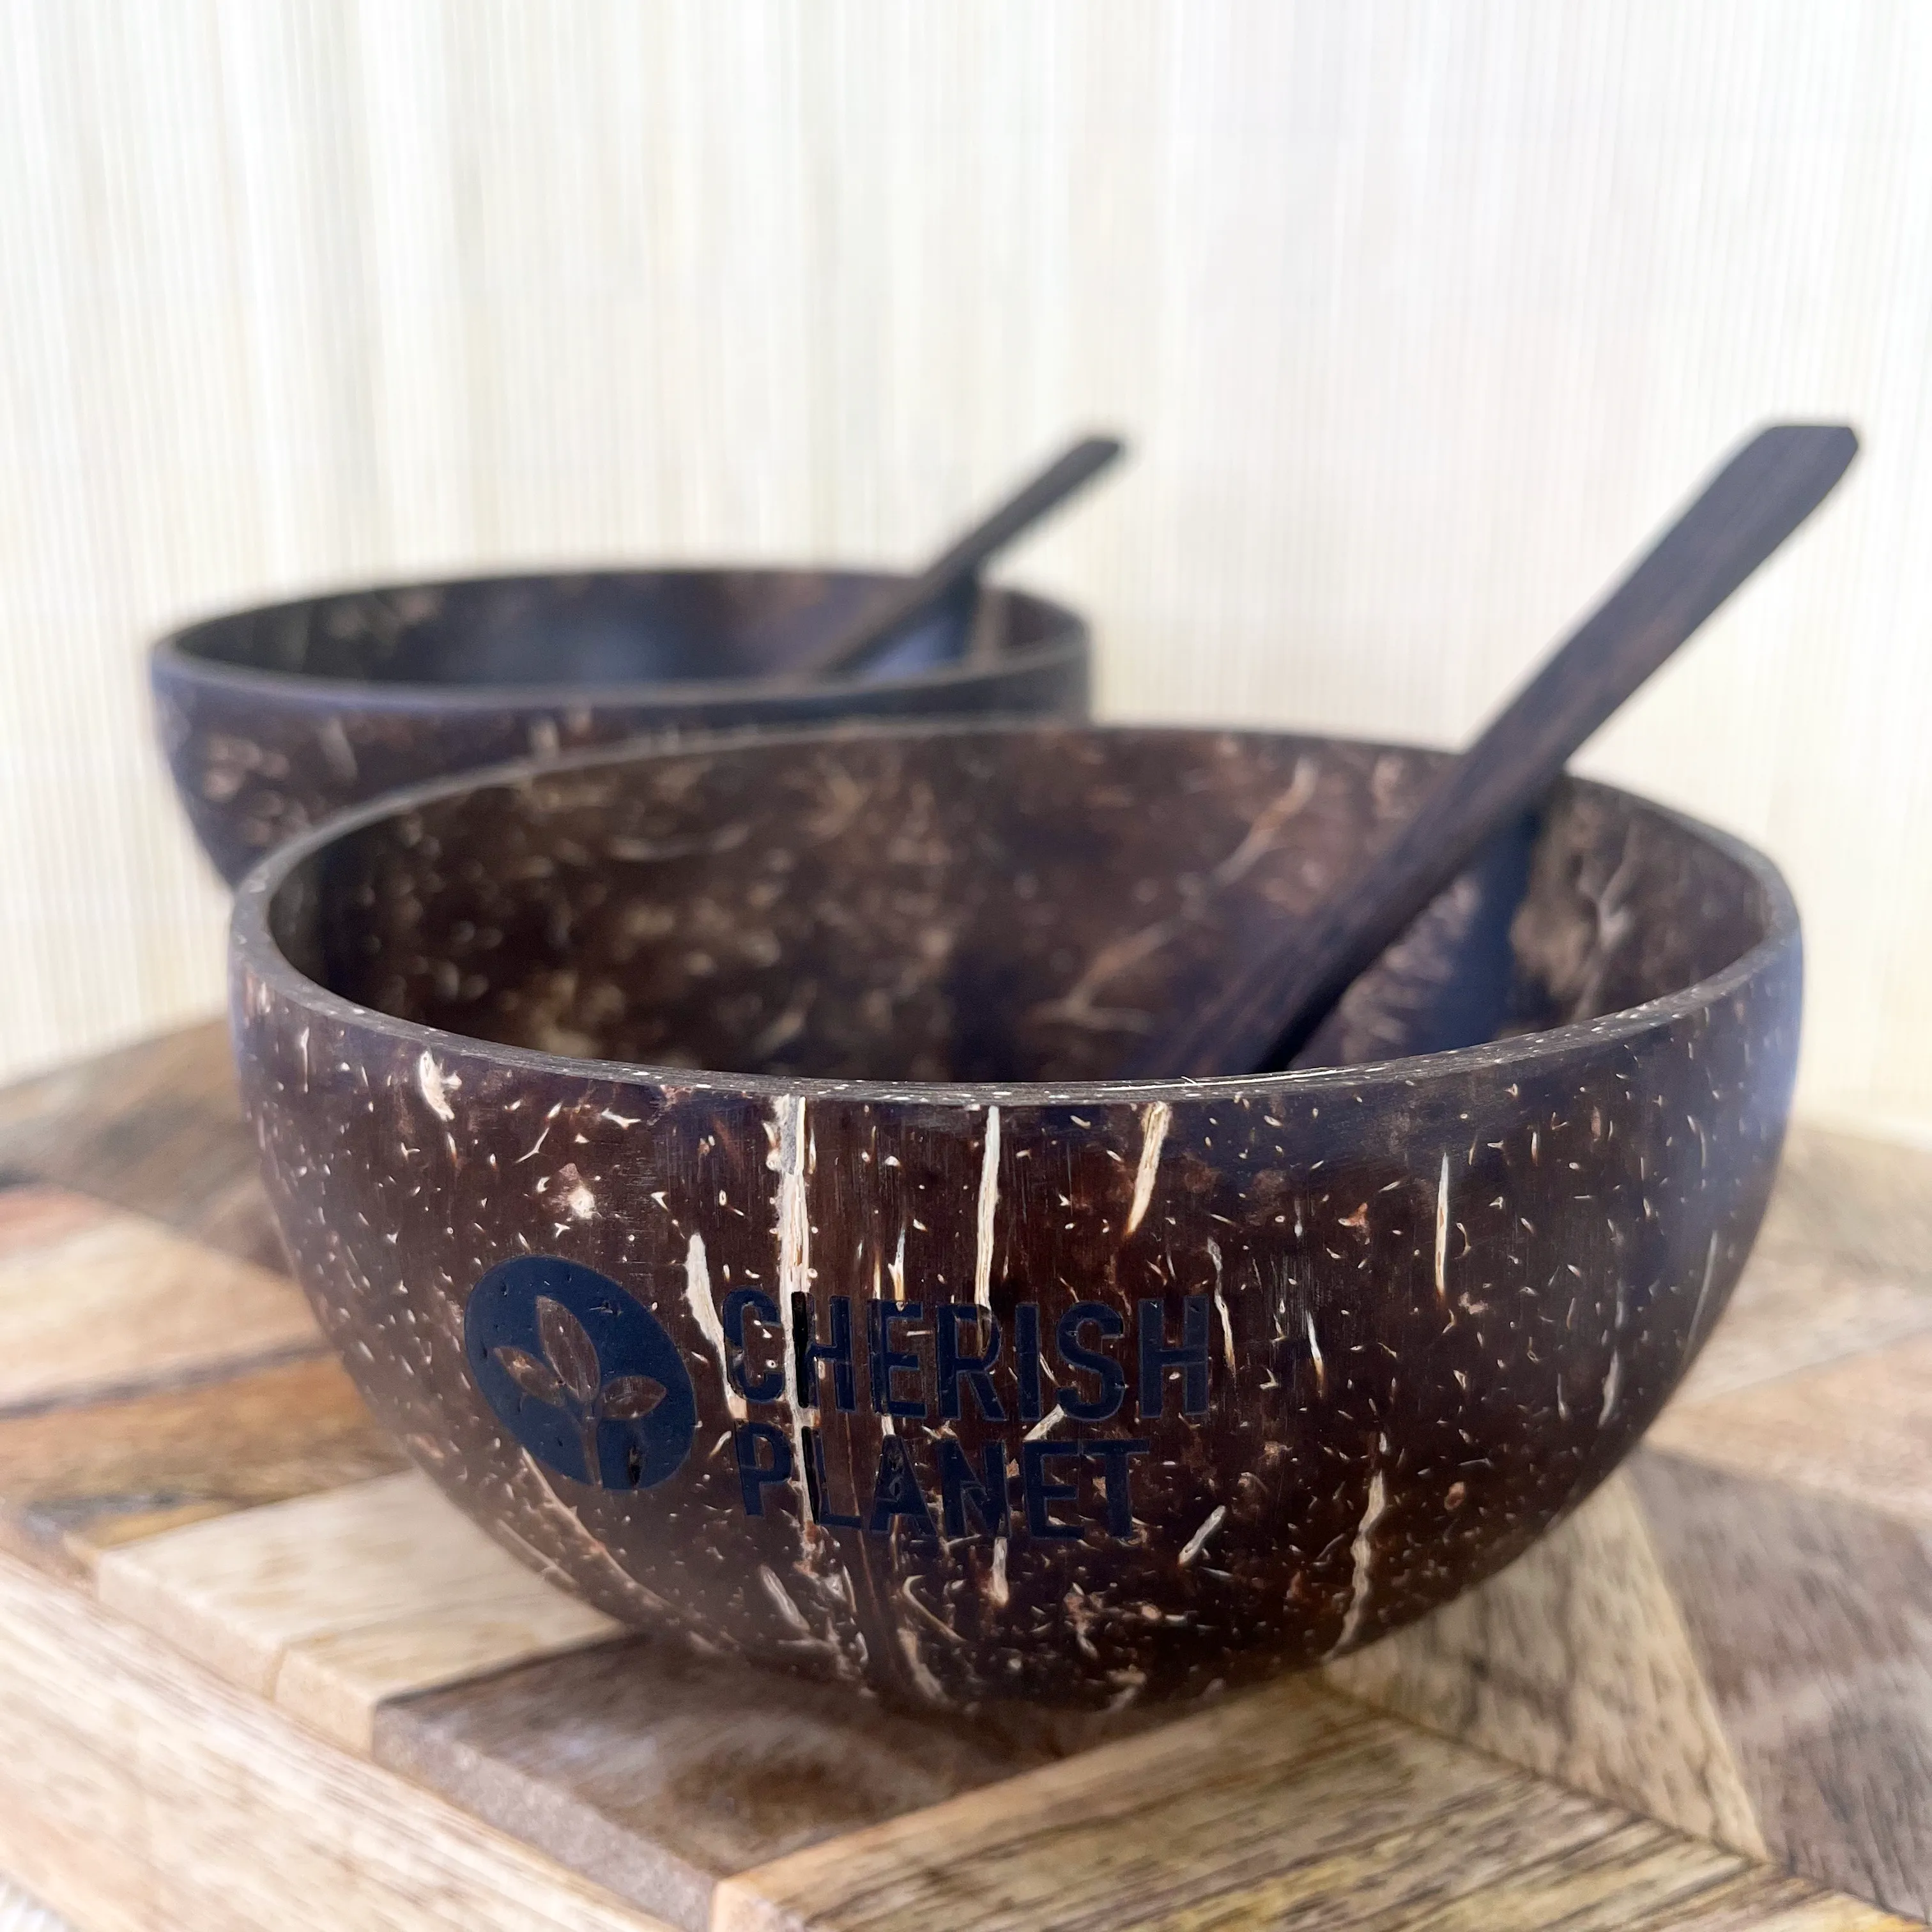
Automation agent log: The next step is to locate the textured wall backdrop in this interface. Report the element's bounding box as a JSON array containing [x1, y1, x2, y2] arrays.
[[3, 1, 1930, 1140]]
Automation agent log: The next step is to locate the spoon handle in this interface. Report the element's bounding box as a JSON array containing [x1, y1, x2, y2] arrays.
[[803, 434, 1125, 679], [1131, 422, 1859, 1080]]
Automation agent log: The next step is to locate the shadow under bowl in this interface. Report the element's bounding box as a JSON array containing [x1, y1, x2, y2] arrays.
[[230, 721, 1800, 1711], [155, 567, 1088, 885]]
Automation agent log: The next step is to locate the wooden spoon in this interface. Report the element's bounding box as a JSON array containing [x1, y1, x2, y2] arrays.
[[1125, 421, 1859, 1080], [795, 433, 1124, 680]]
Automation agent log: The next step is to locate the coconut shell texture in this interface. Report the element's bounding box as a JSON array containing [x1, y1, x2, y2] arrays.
[[231, 724, 1799, 1711]]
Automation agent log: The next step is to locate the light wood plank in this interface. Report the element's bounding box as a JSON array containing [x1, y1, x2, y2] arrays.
[[1140, 1817, 1746, 1932], [1755, 1128, 1932, 1295], [1675, 1244, 1932, 1406], [1639, 1871, 1917, 1930], [712, 1679, 1494, 1932], [0, 1351, 408, 1581], [1662, 1124, 1932, 1408], [0, 1187, 319, 1413], [1139, 1848, 1915, 1932], [0, 1551, 671, 1932], [0, 1188, 102, 1264], [710, 1670, 1899, 1932], [273, 1600, 618, 1754], [1650, 1330, 1932, 1527], [1323, 1467, 1765, 1858], [94, 1469, 621, 1750], [1050, 1780, 1645, 1931]]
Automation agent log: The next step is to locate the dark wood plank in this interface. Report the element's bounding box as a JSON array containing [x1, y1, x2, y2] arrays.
[[377, 1636, 1153, 1932], [0, 1019, 281, 1270], [0, 1353, 408, 1581]]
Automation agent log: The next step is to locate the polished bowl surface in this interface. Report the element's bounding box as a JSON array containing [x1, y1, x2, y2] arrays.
[[231, 721, 1800, 1710]]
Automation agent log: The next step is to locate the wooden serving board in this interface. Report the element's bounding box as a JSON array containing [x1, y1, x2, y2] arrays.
[[0, 1022, 1929, 1932]]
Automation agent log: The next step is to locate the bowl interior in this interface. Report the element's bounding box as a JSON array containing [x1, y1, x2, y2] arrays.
[[268, 726, 1779, 1085], [171, 569, 1064, 691]]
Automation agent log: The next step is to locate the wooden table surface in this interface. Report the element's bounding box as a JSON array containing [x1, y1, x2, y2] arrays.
[[1, 1020, 1929, 1931]]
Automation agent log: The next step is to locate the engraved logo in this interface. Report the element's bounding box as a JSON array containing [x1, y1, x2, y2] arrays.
[[464, 1256, 696, 1489]]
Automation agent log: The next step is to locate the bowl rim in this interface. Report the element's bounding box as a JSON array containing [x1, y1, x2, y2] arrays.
[[152, 564, 1088, 714], [230, 717, 1802, 1108]]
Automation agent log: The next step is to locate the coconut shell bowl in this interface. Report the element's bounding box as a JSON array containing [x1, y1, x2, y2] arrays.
[[229, 720, 1800, 1712], [154, 568, 1088, 885]]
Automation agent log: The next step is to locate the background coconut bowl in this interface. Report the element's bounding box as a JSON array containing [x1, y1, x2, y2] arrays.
[[155, 567, 1088, 884]]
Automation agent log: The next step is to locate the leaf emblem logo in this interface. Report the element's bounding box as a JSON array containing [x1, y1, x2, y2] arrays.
[[464, 1257, 696, 1489]]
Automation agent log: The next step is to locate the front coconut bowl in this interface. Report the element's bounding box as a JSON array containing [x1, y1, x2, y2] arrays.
[[229, 721, 1799, 1711]]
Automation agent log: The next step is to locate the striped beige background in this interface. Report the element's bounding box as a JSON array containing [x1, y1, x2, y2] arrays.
[[3, 1, 1929, 1140]]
